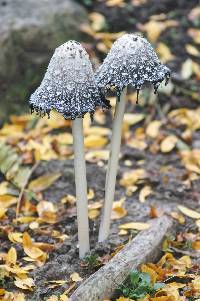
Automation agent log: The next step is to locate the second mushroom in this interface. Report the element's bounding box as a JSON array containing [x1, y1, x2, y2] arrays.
[[95, 34, 170, 242]]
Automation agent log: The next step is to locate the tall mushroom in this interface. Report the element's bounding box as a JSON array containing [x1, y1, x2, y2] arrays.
[[29, 40, 110, 258], [95, 33, 170, 242]]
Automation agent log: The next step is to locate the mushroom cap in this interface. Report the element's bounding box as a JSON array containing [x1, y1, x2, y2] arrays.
[[29, 41, 110, 120], [95, 33, 170, 95]]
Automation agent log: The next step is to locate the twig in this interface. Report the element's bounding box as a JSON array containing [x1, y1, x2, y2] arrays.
[[16, 161, 40, 218]]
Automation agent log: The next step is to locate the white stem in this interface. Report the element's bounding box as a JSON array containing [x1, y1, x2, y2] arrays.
[[72, 118, 90, 258], [98, 88, 127, 242]]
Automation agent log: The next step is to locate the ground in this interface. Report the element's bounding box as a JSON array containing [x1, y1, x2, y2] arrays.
[[0, 0, 200, 300]]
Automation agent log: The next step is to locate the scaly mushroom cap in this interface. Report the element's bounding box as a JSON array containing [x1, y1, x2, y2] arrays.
[[29, 41, 110, 120], [95, 34, 170, 99]]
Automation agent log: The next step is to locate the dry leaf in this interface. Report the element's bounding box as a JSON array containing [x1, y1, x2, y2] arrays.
[[178, 205, 200, 219], [84, 135, 108, 148], [14, 277, 34, 290], [89, 12, 106, 31], [181, 59, 193, 80], [170, 212, 185, 224], [123, 113, 145, 126], [70, 272, 83, 282], [146, 120, 162, 138], [106, 0, 125, 7], [8, 232, 23, 243], [160, 135, 178, 153], [28, 172, 62, 193], [156, 42, 175, 63], [188, 28, 200, 44], [139, 186, 152, 203], [6, 247, 17, 266], [119, 222, 150, 230], [88, 209, 100, 219], [185, 44, 200, 57], [22, 232, 44, 259]]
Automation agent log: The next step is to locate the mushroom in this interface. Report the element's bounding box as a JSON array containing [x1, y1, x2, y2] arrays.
[[95, 33, 170, 242], [29, 40, 110, 257]]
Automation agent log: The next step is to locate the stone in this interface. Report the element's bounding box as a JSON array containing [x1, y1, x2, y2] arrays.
[[0, 0, 88, 120]]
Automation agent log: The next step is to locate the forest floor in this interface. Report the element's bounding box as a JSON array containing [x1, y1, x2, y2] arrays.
[[0, 0, 200, 300]]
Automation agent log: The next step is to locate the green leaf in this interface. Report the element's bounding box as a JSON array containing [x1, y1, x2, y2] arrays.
[[130, 270, 140, 286]]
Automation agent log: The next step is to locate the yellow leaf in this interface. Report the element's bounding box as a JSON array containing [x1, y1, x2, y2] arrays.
[[120, 169, 146, 187], [0, 289, 5, 296], [0, 208, 7, 219], [111, 206, 127, 220], [141, 264, 158, 284], [106, 0, 125, 7], [139, 186, 152, 203], [85, 126, 110, 136], [6, 247, 17, 266], [88, 201, 102, 210], [5, 265, 27, 275], [124, 113, 145, 126], [192, 241, 200, 250], [87, 189, 95, 200], [119, 222, 150, 230], [196, 219, 200, 228], [156, 43, 175, 63], [181, 58, 193, 79], [60, 294, 69, 301], [70, 272, 83, 282], [28, 172, 62, 193], [8, 232, 23, 244], [88, 209, 100, 220], [85, 150, 109, 162], [14, 216, 36, 224], [23, 232, 44, 259], [178, 205, 200, 219], [118, 229, 128, 235], [186, 44, 200, 57], [14, 277, 34, 290], [160, 135, 178, 153], [84, 135, 108, 148], [146, 120, 162, 138], [89, 12, 106, 32], [170, 212, 185, 224], [0, 195, 17, 209], [188, 28, 200, 44], [127, 138, 147, 150]]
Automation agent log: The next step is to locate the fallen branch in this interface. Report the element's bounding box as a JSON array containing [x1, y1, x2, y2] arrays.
[[70, 215, 173, 301]]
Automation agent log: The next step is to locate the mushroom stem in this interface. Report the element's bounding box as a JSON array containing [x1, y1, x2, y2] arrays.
[[98, 87, 127, 242], [72, 118, 90, 258]]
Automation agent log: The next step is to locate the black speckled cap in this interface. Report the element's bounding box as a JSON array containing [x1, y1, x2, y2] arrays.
[[95, 33, 170, 99], [29, 41, 110, 120]]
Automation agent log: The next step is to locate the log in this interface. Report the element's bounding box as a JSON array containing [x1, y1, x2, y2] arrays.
[[70, 215, 173, 301]]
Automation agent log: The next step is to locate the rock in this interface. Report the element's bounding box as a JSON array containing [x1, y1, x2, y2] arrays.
[[0, 0, 88, 120]]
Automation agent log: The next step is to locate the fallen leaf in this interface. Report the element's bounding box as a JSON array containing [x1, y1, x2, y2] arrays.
[[156, 42, 175, 63], [185, 44, 200, 57], [192, 241, 200, 250], [88, 209, 100, 219], [6, 247, 17, 266], [178, 205, 200, 219], [70, 272, 83, 282], [23, 232, 44, 259], [14, 277, 35, 291], [188, 28, 200, 44], [119, 222, 150, 230], [84, 135, 108, 148], [170, 212, 185, 224], [123, 113, 145, 126], [181, 58, 193, 80], [28, 172, 62, 193], [139, 186, 152, 203], [89, 12, 106, 31], [160, 135, 178, 153], [146, 120, 162, 138]]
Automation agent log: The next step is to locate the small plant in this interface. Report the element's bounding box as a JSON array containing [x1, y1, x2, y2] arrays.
[[84, 254, 101, 268], [116, 270, 165, 300]]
